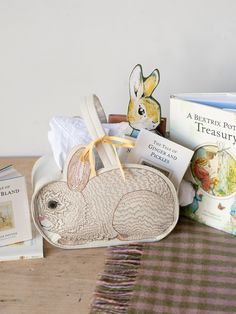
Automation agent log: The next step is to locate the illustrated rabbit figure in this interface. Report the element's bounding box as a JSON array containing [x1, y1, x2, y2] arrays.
[[33, 145, 178, 247], [127, 64, 161, 137]]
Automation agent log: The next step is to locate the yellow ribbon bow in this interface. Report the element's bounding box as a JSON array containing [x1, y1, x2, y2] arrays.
[[79, 135, 135, 179]]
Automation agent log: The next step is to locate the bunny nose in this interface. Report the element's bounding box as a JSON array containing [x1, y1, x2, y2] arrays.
[[38, 215, 45, 222]]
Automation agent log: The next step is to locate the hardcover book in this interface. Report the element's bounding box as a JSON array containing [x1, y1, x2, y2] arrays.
[[0, 223, 43, 261], [0, 165, 32, 246], [170, 93, 236, 235]]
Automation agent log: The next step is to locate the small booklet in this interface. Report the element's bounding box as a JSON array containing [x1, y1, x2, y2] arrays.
[[0, 165, 32, 246], [0, 222, 43, 261], [121, 129, 194, 190]]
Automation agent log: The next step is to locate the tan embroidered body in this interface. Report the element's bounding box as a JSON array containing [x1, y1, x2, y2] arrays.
[[34, 165, 177, 247]]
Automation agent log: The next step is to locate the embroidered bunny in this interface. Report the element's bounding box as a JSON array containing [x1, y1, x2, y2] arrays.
[[32, 95, 178, 249], [33, 144, 178, 248]]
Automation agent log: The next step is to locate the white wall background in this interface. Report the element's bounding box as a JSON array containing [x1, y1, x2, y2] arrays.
[[1, 0, 236, 156]]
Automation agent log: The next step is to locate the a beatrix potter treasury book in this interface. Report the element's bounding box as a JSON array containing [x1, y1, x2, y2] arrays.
[[0, 165, 32, 246], [170, 93, 236, 235]]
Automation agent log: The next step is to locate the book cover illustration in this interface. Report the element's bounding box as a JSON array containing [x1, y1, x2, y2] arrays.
[[0, 201, 15, 231], [127, 64, 161, 138], [170, 94, 236, 235], [0, 166, 32, 246]]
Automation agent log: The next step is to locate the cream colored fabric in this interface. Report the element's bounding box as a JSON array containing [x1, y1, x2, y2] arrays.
[[31, 95, 179, 249]]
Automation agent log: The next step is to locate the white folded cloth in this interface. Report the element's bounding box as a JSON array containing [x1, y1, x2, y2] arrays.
[[178, 179, 195, 206], [48, 115, 128, 170]]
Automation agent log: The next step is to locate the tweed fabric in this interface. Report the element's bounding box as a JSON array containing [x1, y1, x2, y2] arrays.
[[128, 217, 236, 314], [91, 217, 236, 314]]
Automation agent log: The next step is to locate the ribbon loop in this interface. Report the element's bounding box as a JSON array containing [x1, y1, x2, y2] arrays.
[[79, 135, 135, 179]]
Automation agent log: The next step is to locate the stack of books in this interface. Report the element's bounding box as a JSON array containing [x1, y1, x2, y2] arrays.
[[0, 165, 43, 261]]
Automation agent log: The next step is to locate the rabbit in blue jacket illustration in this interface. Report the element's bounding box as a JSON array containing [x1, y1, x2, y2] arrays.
[[127, 64, 161, 137]]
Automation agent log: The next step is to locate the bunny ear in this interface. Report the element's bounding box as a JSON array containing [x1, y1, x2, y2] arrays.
[[129, 64, 144, 100], [143, 69, 160, 97], [66, 146, 91, 192]]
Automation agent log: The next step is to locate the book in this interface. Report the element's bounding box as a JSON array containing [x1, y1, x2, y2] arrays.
[[0, 222, 43, 261], [0, 165, 32, 246], [120, 129, 193, 190], [170, 93, 236, 235]]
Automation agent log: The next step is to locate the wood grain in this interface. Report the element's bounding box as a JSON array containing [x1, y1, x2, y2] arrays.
[[0, 157, 105, 314]]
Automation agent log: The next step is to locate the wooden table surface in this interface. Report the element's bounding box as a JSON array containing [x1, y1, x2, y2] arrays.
[[0, 157, 106, 314]]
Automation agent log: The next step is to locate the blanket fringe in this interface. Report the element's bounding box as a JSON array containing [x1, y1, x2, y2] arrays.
[[90, 244, 143, 314]]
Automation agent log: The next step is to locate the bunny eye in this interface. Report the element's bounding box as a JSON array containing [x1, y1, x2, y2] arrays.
[[138, 106, 146, 116], [48, 200, 59, 209]]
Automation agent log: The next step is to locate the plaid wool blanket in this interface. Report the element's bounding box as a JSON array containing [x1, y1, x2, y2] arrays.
[[91, 217, 236, 314]]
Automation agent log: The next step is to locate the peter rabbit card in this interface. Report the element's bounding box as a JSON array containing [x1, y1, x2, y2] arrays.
[[126, 64, 162, 138], [123, 129, 194, 190]]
